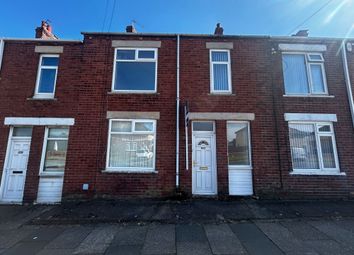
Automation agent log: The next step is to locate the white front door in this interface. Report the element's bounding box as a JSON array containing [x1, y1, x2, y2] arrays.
[[192, 122, 217, 195], [1, 138, 31, 203]]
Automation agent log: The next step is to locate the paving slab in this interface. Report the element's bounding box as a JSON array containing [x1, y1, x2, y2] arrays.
[[177, 242, 212, 255], [332, 219, 354, 233], [205, 224, 246, 254], [45, 226, 93, 249], [142, 224, 175, 254], [21, 226, 66, 242], [73, 225, 117, 254], [231, 222, 283, 255], [37, 248, 75, 255], [4, 241, 49, 255], [303, 239, 353, 255], [0, 227, 36, 249], [254, 221, 315, 254], [308, 220, 354, 251], [176, 224, 207, 242], [105, 244, 142, 255], [112, 225, 147, 245], [280, 220, 328, 240]]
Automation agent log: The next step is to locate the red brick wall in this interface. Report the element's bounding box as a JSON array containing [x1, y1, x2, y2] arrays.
[[1, 35, 354, 201], [0, 41, 82, 202], [270, 38, 354, 198]]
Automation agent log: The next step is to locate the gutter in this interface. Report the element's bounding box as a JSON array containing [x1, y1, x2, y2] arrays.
[[0, 39, 4, 71], [341, 40, 354, 128], [176, 34, 180, 189]]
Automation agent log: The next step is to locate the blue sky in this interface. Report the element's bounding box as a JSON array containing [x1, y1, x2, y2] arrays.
[[0, 0, 353, 39]]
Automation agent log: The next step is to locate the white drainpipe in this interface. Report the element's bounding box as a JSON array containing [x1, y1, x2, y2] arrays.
[[341, 40, 354, 128], [176, 34, 180, 189], [0, 39, 4, 72]]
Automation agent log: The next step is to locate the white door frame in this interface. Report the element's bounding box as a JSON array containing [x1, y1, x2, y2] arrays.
[[192, 121, 217, 195], [0, 127, 31, 203]]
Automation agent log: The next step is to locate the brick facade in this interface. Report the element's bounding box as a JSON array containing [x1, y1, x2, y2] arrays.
[[0, 33, 354, 203]]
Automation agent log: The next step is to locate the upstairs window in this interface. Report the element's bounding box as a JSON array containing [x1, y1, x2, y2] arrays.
[[210, 50, 232, 93], [113, 48, 157, 92], [35, 55, 59, 98], [282, 53, 327, 95], [289, 122, 339, 173]]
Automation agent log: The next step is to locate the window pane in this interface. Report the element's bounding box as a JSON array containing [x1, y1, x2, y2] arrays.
[[48, 128, 69, 138], [213, 64, 229, 91], [109, 134, 154, 168], [135, 122, 154, 132], [308, 54, 323, 61], [320, 136, 336, 168], [111, 121, 132, 132], [289, 124, 319, 169], [227, 123, 250, 165], [310, 64, 325, 93], [44, 140, 68, 172], [138, 50, 155, 59], [115, 62, 156, 91], [13, 127, 32, 137], [117, 50, 135, 60], [38, 68, 56, 93], [212, 51, 228, 62], [318, 125, 331, 132], [193, 122, 213, 131], [282, 54, 309, 94], [42, 57, 59, 66]]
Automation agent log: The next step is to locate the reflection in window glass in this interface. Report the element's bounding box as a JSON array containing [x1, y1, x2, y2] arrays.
[[289, 123, 338, 171], [193, 122, 214, 131], [114, 49, 157, 91], [43, 127, 69, 172], [13, 127, 32, 137], [227, 123, 250, 166], [108, 120, 156, 170]]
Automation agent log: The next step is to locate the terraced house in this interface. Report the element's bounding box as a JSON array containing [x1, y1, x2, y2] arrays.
[[0, 21, 354, 204]]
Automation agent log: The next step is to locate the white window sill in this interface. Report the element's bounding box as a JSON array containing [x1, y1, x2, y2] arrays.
[[39, 172, 64, 177], [102, 169, 158, 174], [290, 170, 346, 176], [228, 166, 253, 170], [208, 93, 235, 96], [283, 95, 335, 98], [28, 97, 57, 101], [108, 91, 159, 95]]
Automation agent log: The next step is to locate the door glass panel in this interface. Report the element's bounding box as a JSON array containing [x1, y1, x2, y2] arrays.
[[193, 122, 214, 131], [13, 127, 32, 137]]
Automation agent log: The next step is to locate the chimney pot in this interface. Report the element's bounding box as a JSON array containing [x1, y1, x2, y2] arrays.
[[126, 24, 137, 33], [214, 23, 224, 35], [292, 29, 309, 37], [35, 20, 58, 39]]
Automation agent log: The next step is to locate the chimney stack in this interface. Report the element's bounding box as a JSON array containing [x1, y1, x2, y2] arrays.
[[35, 20, 58, 39], [292, 29, 309, 37], [126, 24, 137, 33], [214, 23, 224, 36]]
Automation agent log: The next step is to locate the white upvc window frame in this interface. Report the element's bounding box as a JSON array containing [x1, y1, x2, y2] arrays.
[[227, 121, 252, 170], [106, 119, 157, 172], [34, 54, 59, 99], [210, 49, 232, 94], [282, 52, 328, 96], [111, 48, 158, 93], [288, 121, 340, 175], [39, 126, 69, 176]]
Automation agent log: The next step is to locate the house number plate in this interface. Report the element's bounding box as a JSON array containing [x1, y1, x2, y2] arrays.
[[199, 166, 208, 170]]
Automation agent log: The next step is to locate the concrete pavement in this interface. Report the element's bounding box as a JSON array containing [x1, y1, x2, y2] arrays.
[[0, 199, 354, 254]]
